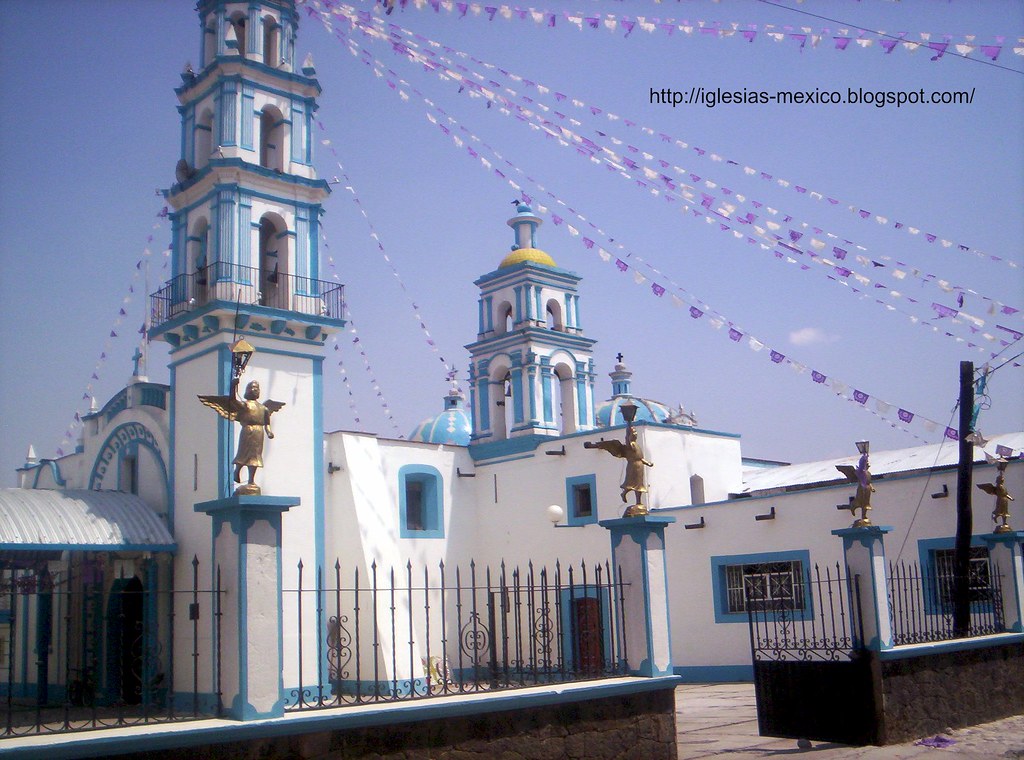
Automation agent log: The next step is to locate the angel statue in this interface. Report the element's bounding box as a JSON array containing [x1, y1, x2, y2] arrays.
[[836, 442, 874, 528], [978, 459, 1014, 534], [584, 426, 654, 517], [199, 378, 285, 496]]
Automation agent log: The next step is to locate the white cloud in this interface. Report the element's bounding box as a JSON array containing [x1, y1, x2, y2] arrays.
[[789, 327, 839, 347]]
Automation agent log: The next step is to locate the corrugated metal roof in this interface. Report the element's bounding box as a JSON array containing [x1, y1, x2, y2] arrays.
[[0, 489, 175, 551], [740, 432, 1024, 495]]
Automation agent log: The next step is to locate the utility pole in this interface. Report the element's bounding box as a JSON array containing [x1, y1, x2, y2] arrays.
[[953, 360, 974, 637]]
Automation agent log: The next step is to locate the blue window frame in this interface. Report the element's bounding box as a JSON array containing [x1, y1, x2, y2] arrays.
[[565, 474, 598, 526], [916, 537, 993, 615], [710, 550, 812, 624], [399, 465, 444, 539]]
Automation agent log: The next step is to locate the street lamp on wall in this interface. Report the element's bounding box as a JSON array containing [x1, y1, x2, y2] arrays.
[[547, 504, 573, 528]]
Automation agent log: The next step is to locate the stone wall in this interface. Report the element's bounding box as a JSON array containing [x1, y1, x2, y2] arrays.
[[879, 640, 1024, 744], [107, 686, 677, 760]]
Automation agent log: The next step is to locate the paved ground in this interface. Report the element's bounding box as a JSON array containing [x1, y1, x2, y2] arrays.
[[676, 683, 1024, 759]]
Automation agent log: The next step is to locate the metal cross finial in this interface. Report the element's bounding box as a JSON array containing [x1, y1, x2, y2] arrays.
[[132, 347, 144, 376], [616, 352, 624, 363]]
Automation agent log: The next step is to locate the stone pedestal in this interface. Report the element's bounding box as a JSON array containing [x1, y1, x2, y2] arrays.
[[832, 525, 894, 651], [981, 531, 1024, 633], [195, 494, 300, 720], [600, 515, 675, 676]]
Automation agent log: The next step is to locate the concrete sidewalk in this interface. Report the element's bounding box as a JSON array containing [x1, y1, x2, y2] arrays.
[[676, 683, 1024, 759]]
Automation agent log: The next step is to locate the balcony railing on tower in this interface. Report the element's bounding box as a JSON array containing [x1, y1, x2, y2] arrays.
[[150, 262, 344, 331]]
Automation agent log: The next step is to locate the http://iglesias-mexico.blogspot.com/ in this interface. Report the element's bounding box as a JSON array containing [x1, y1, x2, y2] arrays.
[[650, 85, 975, 109]]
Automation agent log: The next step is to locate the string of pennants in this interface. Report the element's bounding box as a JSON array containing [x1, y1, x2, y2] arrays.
[[316, 221, 367, 429], [320, 1, 1022, 280], [322, 3, 1022, 358], [357, 0, 1024, 62], [55, 212, 171, 458], [318, 220, 406, 438], [334, 2, 1021, 312], [318, 18, 993, 445], [316, 120, 459, 391]]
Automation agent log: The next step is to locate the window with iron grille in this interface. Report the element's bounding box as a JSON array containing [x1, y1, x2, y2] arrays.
[[932, 546, 992, 606], [710, 550, 812, 624], [725, 561, 806, 614]]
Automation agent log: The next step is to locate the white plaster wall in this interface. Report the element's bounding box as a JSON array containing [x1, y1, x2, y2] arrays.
[[169, 346, 224, 697], [657, 459, 1024, 674], [640, 427, 744, 507], [321, 432, 478, 683]]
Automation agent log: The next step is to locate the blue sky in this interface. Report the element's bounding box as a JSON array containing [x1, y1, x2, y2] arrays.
[[1, 0, 1022, 486]]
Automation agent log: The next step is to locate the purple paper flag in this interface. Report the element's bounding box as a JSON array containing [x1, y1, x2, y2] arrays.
[[689, 307, 704, 319], [995, 445, 1013, 458], [853, 390, 868, 404], [945, 427, 959, 441], [898, 409, 914, 424], [615, 259, 629, 272], [812, 371, 826, 384], [729, 328, 743, 342], [770, 351, 785, 363], [652, 283, 665, 297]]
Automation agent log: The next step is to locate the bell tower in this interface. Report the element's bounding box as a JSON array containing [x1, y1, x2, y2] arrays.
[[466, 204, 597, 442], [149, 0, 342, 564]]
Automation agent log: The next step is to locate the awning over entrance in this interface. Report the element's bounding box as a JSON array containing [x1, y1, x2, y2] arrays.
[[0, 489, 175, 552]]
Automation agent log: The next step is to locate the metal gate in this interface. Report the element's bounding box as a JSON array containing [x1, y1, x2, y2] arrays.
[[746, 563, 880, 746]]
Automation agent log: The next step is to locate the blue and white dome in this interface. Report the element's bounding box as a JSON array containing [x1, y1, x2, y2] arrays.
[[594, 361, 697, 428], [409, 389, 473, 446]]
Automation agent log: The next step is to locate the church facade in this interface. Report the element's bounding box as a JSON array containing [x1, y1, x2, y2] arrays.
[[4, 0, 1022, 712]]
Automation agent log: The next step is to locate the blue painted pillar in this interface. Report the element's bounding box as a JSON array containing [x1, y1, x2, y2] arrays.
[[600, 515, 676, 676], [831, 525, 894, 651], [195, 494, 300, 720], [981, 531, 1024, 633]]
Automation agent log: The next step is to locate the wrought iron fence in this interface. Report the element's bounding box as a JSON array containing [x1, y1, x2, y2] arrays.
[[0, 556, 222, 739], [283, 558, 627, 711], [887, 560, 1005, 646], [747, 563, 863, 663], [150, 261, 344, 329]]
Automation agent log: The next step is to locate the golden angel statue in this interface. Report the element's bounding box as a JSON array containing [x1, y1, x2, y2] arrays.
[[836, 444, 874, 528], [199, 378, 285, 495], [978, 460, 1014, 534], [585, 426, 653, 517]]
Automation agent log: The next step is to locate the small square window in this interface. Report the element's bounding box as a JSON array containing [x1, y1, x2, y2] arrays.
[[572, 483, 593, 518], [399, 466, 444, 539], [565, 475, 598, 526]]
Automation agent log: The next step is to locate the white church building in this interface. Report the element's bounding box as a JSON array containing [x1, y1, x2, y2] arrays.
[[4, 0, 1022, 714]]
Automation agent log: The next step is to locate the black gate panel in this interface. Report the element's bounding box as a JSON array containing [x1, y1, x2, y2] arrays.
[[753, 656, 879, 746]]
